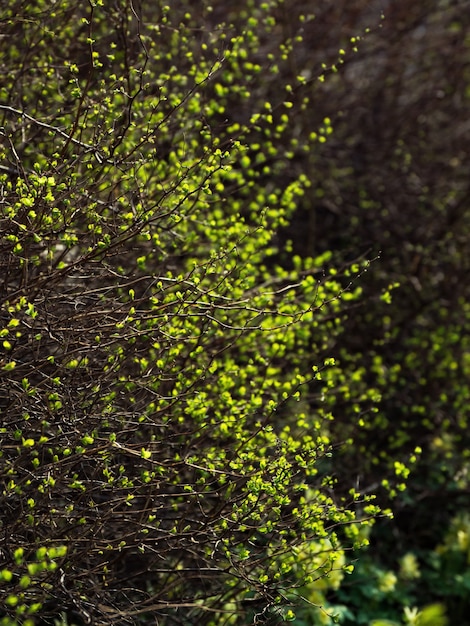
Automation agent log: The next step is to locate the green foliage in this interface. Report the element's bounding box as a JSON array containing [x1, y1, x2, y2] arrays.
[[0, 1, 389, 625], [5, 1, 467, 624], [261, 1, 470, 623], [335, 512, 470, 625], [370, 604, 447, 626]]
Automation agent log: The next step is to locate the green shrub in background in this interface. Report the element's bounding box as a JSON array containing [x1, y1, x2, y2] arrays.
[[276, 2, 470, 623], [331, 511, 470, 626], [0, 2, 398, 624], [3, 1, 468, 625], [284, 0, 470, 522]]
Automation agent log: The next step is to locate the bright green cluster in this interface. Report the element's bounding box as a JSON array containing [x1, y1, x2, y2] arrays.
[[0, 1, 392, 624]]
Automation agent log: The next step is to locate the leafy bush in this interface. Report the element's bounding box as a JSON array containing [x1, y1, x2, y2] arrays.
[[284, 0, 470, 511], [0, 2, 391, 624], [265, 1, 470, 621]]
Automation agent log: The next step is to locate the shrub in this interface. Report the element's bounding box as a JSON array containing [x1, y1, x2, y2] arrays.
[[0, 2, 388, 624]]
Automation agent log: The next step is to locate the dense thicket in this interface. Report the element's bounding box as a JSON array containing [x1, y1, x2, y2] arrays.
[[276, 1, 470, 624], [0, 2, 385, 625], [1, 1, 469, 625]]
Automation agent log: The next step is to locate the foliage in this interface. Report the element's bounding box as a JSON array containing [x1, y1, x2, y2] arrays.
[[285, 0, 470, 505], [0, 1, 391, 625], [334, 512, 470, 626], [265, 0, 470, 623], [3, 0, 468, 624]]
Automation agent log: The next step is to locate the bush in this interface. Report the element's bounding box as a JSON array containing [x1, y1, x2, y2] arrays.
[[0, 2, 389, 624]]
